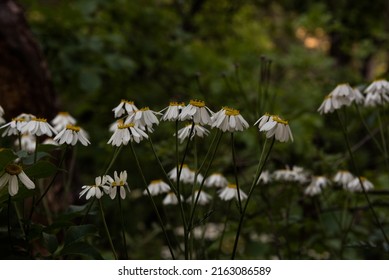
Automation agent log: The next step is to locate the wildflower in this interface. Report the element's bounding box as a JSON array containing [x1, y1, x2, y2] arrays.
[[353, 88, 365, 105], [254, 113, 271, 130], [15, 134, 36, 153], [179, 99, 214, 125], [258, 114, 293, 142], [345, 177, 374, 192], [1, 116, 29, 137], [333, 170, 355, 187], [79, 176, 110, 200], [304, 176, 330, 196], [160, 102, 185, 121], [186, 190, 212, 205], [42, 138, 60, 146], [126, 107, 161, 130], [109, 119, 124, 132], [162, 192, 184, 205], [273, 166, 308, 183], [256, 170, 272, 185], [143, 179, 171, 196], [112, 99, 138, 118], [21, 117, 57, 137], [0, 105, 5, 125], [211, 107, 249, 132], [218, 184, 247, 201], [176, 123, 209, 143], [106, 171, 130, 199], [364, 79, 389, 107], [107, 123, 148, 146], [0, 163, 35, 196], [204, 173, 228, 188], [54, 124, 90, 146], [168, 164, 194, 184], [51, 112, 77, 131], [317, 83, 356, 114]]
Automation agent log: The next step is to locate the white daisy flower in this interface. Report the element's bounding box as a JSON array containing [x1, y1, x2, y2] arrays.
[[15, 134, 36, 153], [345, 177, 374, 192], [21, 117, 57, 137], [106, 170, 130, 199], [1, 116, 28, 137], [179, 99, 214, 125], [273, 166, 308, 183], [112, 99, 138, 118], [218, 184, 247, 201], [186, 190, 212, 205], [125, 107, 160, 130], [107, 123, 148, 146], [304, 176, 330, 196], [109, 119, 124, 132], [259, 114, 293, 142], [51, 112, 77, 131], [333, 170, 355, 187], [168, 164, 193, 183], [254, 113, 271, 130], [54, 124, 90, 146], [204, 173, 228, 188], [79, 176, 110, 200], [176, 123, 209, 143], [162, 192, 184, 205], [143, 179, 171, 196], [353, 88, 365, 105], [0, 163, 35, 196], [211, 107, 249, 132], [160, 102, 185, 121], [318, 84, 356, 114], [256, 170, 272, 185], [364, 79, 389, 107], [42, 138, 60, 146]]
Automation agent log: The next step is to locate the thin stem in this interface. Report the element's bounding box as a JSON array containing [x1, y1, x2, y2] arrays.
[[80, 197, 96, 225], [231, 137, 275, 259], [98, 199, 118, 260], [7, 195, 12, 247], [377, 110, 389, 169], [217, 200, 231, 259], [129, 141, 176, 259], [230, 133, 242, 212], [118, 193, 128, 259]]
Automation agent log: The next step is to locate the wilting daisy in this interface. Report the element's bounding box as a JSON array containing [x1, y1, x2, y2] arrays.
[[186, 190, 212, 205], [353, 88, 365, 105], [21, 117, 57, 137], [345, 177, 374, 192], [126, 107, 161, 130], [0, 163, 35, 196], [109, 119, 124, 133], [106, 170, 130, 199], [258, 114, 293, 142], [168, 164, 194, 184], [176, 123, 209, 143], [333, 170, 355, 187], [179, 99, 214, 125], [160, 102, 185, 121], [54, 124, 90, 146], [317, 83, 356, 114], [211, 107, 249, 132], [79, 176, 110, 200], [273, 166, 308, 183], [304, 176, 330, 196], [15, 134, 36, 153], [1, 116, 29, 137], [51, 112, 77, 131], [143, 179, 171, 196], [204, 173, 228, 188], [162, 192, 184, 205], [0, 105, 5, 125], [254, 113, 271, 130], [107, 123, 148, 146], [364, 79, 389, 107], [218, 184, 248, 201], [112, 99, 138, 118]]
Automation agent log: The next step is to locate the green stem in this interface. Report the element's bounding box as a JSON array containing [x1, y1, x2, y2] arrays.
[[80, 197, 96, 225], [118, 192, 128, 259], [231, 138, 275, 259], [231, 133, 242, 213], [217, 200, 231, 259], [377, 110, 389, 169], [98, 199, 118, 260]]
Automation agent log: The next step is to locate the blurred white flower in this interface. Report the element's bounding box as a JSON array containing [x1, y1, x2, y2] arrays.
[[163, 192, 184, 205], [126, 107, 161, 130], [176, 123, 209, 143], [107, 123, 148, 146], [218, 184, 247, 201], [1, 116, 29, 137], [168, 164, 202, 184], [204, 173, 228, 188], [143, 179, 171, 196], [160, 102, 185, 121], [0, 163, 35, 196], [112, 99, 138, 118], [51, 112, 77, 131], [79, 176, 110, 200], [179, 99, 214, 125], [273, 166, 308, 183], [211, 107, 249, 132], [186, 190, 212, 205], [54, 125, 90, 146], [304, 176, 330, 196], [345, 177, 374, 192], [106, 171, 130, 199], [318, 83, 356, 114], [21, 117, 57, 137], [364, 79, 389, 107], [333, 170, 355, 188], [257, 170, 272, 185], [15, 134, 36, 153], [0, 105, 5, 125]]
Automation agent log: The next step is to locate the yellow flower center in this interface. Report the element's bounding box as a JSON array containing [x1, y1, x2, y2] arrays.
[[11, 117, 26, 122], [140, 107, 150, 111], [227, 183, 237, 189], [169, 101, 185, 107], [5, 164, 22, 175], [112, 180, 125, 187], [66, 124, 81, 132], [151, 179, 163, 184], [272, 115, 289, 125], [189, 100, 205, 108], [58, 112, 70, 116], [118, 123, 135, 129], [120, 99, 134, 105], [225, 107, 240, 116], [32, 117, 47, 123]]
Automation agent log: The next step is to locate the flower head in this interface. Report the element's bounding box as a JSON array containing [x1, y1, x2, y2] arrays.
[[204, 173, 228, 188], [79, 176, 110, 200], [1, 115, 30, 137], [143, 179, 171, 196], [107, 123, 148, 146], [176, 123, 209, 143], [304, 176, 330, 196], [160, 102, 185, 121], [112, 99, 138, 118], [125, 107, 161, 130], [106, 171, 130, 199], [21, 117, 57, 137], [51, 112, 77, 131], [318, 83, 357, 114], [218, 183, 247, 201], [333, 170, 355, 187], [163, 192, 184, 205], [211, 107, 249, 132], [186, 190, 212, 205], [256, 170, 272, 185], [0, 163, 35, 196], [273, 166, 308, 183], [54, 124, 90, 146], [15, 134, 36, 153], [179, 99, 214, 125], [364, 79, 389, 107], [258, 114, 293, 142], [345, 177, 374, 192]]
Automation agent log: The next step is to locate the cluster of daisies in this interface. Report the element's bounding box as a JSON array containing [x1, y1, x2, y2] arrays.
[[257, 166, 374, 196], [317, 79, 389, 114]]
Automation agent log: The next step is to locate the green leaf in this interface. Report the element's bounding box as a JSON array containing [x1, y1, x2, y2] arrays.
[[42, 232, 59, 255], [17, 151, 52, 165], [64, 224, 99, 246], [24, 161, 57, 178], [60, 241, 103, 259]]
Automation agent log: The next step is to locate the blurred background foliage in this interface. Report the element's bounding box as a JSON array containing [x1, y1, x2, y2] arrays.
[[3, 0, 388, 259]]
